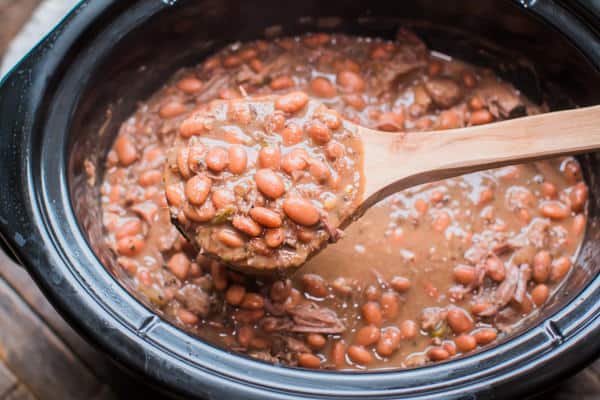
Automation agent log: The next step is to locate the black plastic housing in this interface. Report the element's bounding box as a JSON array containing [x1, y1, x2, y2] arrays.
[[0, 1, 599, 399]]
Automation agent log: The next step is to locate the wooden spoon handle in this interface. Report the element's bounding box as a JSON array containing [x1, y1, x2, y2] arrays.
[[358, 105, 600, 206]]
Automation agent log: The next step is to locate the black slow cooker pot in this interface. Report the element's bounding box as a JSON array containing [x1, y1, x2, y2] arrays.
[[1, 1, 599, 399]]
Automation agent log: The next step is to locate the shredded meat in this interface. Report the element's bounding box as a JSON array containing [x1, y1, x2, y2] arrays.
[[288, 302, 345, 333], [424, 78, 463, 108], [493, 264, 520, 308], [527, 218, 551, 248], [513, 264, 532, 304], [175, 284, 211, 317], [420, 307, 447, 331], [473, 79, 526, 118]]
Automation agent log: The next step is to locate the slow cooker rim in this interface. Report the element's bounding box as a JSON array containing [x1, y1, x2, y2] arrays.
[[1, 0, 600, 398]]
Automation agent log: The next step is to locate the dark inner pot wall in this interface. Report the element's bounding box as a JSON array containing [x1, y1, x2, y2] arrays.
[[33, 0, 598, 397]]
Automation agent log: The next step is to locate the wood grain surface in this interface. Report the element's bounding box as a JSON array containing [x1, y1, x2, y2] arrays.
[[0, 2, 599, 399]]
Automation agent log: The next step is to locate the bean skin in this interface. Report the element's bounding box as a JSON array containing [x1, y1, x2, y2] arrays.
[[249, 207, 282, 228], [446, 308, 473, 334], [217, 229, 245, 248], [232, 215, 262, 237], [115, 135, 137, 166], [264, 228, 284, 248], [355, 325, 381, 346], [282, 149, 309, 174], [298, 353, 321, 369], [255, 169, 285, 199], [347, 345, 372, 365], [454, 335, 477, 353], [228, 145, 247, 174], [310, 77, 337, 98], [206, 147, 229, 172], [275, 91, 309, 113], [185, 175, 212, 205], [532, 284, 549, 307], [362, 302, 383, 327], [283, 196, 320, 226], [258, 146, 281, 170], [376, 327, 401, 357], [167, 252, 191, 280], [533, 250, 551, 283]]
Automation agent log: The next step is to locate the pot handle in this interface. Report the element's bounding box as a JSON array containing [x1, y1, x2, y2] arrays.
[[0, 67, 38, 268]]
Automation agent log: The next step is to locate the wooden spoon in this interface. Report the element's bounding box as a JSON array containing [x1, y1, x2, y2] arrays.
[[352, 104, 600, 219]]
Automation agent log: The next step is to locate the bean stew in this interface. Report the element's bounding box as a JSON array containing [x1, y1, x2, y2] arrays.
[[164, 96, 363, 270], [98, 30, 587, 370]]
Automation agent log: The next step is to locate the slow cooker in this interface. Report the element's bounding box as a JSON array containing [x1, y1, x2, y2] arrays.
[[0, 1, 599, 398]]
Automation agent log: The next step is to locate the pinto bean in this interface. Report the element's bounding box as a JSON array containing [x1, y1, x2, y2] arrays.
[[306, 333, 326, 349], [533, 250, 551, 283], [563, 160, 582, 183], [167, 252, 191, 280], [337, 70, 365, 92], [270, 76, 294, 90], [540, 201, 571, 220], [469, 109, 493, 125], [177, 308, 199, 325], [427, 347, 449, 361], [532, 284, 549, 307], [390, 276, 411, 292], [166, 183, 184, 207], [376, 327, 401, 357], [241, 293, 265, 310], [264, 228, 284, 248], [283, 196, 320, 226], [258, 146, 281, 170], [255, 169, 285, 199], [281, 123, 304, 145], [177, 77, 203, 93], [347, 345, 372, 365], [308, 160, 331, 183], [573, 214, 586, 235], [400, 320, 418, 340], [446, 308, 473, 334], [306, 119, 332, 144], [185, 175, 212, 205], [432, 212, 451, 232], [184, 202, 216, 222], [362, 302, 383, 327], [115, 219, 143, 240], [438, 110, 459, 130], [298, 353, 321, 369], [176, 147, 190, 179], [249, 207, 282, 228], [115, 135, 137, 166], [159, 101, 186, 118], [473, 328, 497, 345], [569, 183, 588, 212], [380, 291, 400, 320], [485, 256, 506, 282], [217, 229, 245, 248], [180, 116, 208, 137], [355, 325, 381, 346], [302, 274, 328, 298], [212, 189, 235, 209], [454, 335, 477, 353], [310, 77, 337, 98], [228, 145, 247, 174], [225, 284, 246, 305], [282, 149, 309, 174], [206, 147, 229, 172], [331, 340, 346, 367], [550, 256, 571, 282], [275, 91, 309, 113], [453, 265, 476, 285], [232, 215, 262, 237], [116, 236, 145, 256]]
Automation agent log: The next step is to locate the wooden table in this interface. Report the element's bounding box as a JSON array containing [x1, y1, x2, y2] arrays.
[[0, 2, 599, 399]]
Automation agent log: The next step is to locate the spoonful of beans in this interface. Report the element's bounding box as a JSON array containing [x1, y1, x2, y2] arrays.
[[164, 91, 600, 274]]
